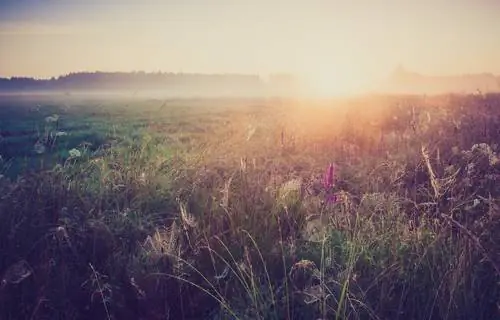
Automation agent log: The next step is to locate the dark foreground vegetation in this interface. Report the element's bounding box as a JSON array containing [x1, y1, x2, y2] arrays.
[[0, 93, 499, 319]]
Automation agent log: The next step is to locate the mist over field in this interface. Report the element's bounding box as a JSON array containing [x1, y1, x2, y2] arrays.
[[1, 67, 500, 98]]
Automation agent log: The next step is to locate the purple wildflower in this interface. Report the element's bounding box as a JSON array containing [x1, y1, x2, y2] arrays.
[[323, 163, 335, 190], [322, 163, 339, 205]]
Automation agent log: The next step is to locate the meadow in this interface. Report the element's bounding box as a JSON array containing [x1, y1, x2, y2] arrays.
[[0, 93, 499, 319]]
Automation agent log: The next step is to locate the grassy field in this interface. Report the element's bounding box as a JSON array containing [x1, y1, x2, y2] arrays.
[[0, 93, 499, 319]]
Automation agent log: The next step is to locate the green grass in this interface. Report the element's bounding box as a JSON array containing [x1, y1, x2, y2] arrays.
[[0, 93, 499, 319]]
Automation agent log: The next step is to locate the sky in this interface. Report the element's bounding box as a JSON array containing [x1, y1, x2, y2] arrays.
[[0, 0, 499, 94]]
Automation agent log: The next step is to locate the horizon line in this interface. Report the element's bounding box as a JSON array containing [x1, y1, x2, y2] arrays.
[[2, 67, 500, 81]]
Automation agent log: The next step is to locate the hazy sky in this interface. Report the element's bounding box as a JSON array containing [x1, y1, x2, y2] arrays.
[[1, 0, 499, 93]]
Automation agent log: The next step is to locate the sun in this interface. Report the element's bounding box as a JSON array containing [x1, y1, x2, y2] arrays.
[[307, 71, 366, 97]]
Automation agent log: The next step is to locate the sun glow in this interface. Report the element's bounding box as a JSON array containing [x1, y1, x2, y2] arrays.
[[305, 70, 372, 97], [1, 1, 500, 88]]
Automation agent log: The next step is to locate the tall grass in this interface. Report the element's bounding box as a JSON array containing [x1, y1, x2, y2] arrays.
[[0, 93, 499, 319]]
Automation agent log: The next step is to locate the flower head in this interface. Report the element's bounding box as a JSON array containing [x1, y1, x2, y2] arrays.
[[323, 163, 335, 190], [68, 148, 81, 158]]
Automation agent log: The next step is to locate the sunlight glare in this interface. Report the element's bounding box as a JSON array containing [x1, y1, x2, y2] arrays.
[[307, 70, 367, 97]]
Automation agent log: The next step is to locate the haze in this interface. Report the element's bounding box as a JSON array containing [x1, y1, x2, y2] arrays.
[[1, 0, 500, 95]]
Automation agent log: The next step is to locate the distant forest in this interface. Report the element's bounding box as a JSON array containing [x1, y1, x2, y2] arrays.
[[0, 72, 299, 97], [1, 69, 499, 96]]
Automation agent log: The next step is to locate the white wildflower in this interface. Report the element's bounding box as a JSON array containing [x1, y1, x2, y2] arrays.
[[68, 148, 81, 158]]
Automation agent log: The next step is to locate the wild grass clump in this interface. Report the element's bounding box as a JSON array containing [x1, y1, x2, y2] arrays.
[[0, 93, 499, 319]]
